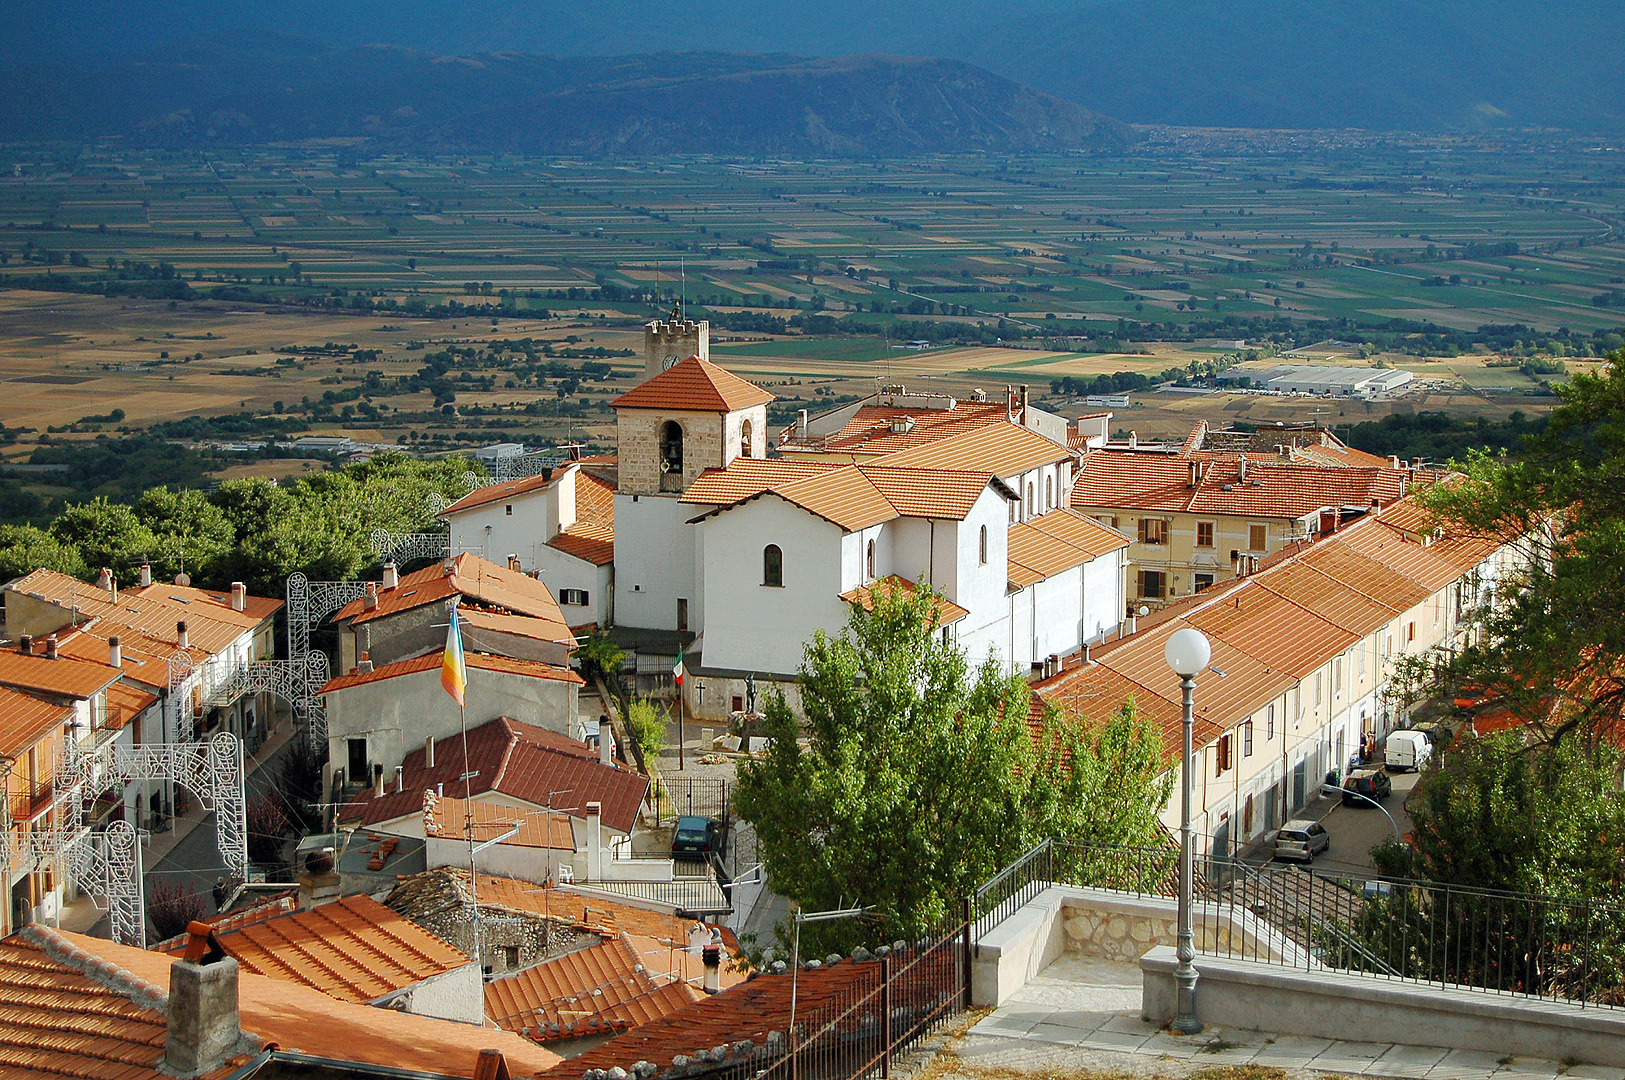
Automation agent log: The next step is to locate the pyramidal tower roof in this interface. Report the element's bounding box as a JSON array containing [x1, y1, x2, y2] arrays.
[[611, 354, 774, 413]]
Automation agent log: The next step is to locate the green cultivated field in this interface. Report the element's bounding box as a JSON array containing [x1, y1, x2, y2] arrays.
[[0, 134, 1621, 475]]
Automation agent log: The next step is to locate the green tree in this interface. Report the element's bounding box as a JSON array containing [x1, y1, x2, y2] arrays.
[[135, 486, 235, 582], [736, 586, 1169, 954], [1419, 353, 1625, 745], [47, 497, 158, 581], [0, 524, 88, 581]]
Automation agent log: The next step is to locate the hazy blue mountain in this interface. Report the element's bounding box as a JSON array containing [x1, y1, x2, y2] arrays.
[[4, 0, 1621, 133], [0, 39, 1133, 155]]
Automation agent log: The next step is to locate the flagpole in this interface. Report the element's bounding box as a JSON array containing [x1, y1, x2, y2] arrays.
[[443, 600, 483, 988], [678, 679, 686, 772]]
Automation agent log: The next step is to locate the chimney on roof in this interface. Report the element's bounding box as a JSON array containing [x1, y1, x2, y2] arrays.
[[396, 764, 404, 793], [1389, 455, 1402, 470], [1019, 384, 1029, 425], [1188, 461, 1200, 489], [382, 562, 399, 590], [357, 652, 373, 674], [703, 932, 722, 994], [1238, 456, 1248, 482], [176, 621, 189, 651], [796, 409, 808, 441], [96, 566, 113, 592], [442, 558, 457, 577], [586, 800, 603, 882], [109, 635, 121, 669], [1276, 444, 1291, 463], [140, 563, 152, 588], [44, 634, 58, 660], [474, 1049, 513, 1080], [971, 387, 986, 402], [363, 583, 378, 611], [18, 634, 31, 655], [164, 923, 244, 1078], [568, 444, 582, 462], [508, 554, 521, 573], [230, 582, 246, 613], [1371, 497, 1382, 517], [599, 721, 613, 766], [425, 735, 436, 769], [374, 763, 385, 799], [297, 848, 340, 912], [1128, 431, 1138, 449], [1411, 457, 1423, 470]]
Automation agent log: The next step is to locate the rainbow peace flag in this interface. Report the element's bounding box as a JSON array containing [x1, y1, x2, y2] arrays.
[[441, 604, 467, 706]]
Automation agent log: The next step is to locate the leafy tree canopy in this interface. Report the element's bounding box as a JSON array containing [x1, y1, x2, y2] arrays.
[[735, 585, 1171, 955], [1419, 353, 1625, 746], [1375, 731, 1625, 900], [0, 524, 88, 582]]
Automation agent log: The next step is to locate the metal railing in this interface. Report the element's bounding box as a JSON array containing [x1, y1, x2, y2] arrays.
[[974, 838, 1625, 1010], [682, 907, 972, 1080]]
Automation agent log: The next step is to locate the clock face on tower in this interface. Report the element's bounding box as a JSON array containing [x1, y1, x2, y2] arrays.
[[663, 354, 680, 370]]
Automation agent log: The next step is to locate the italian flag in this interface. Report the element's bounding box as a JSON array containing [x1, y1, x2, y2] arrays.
[[673, 645, 684, 686]]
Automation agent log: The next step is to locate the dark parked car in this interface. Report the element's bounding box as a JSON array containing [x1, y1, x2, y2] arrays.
[[1343, 767, 1393, 805], [671, 815, 728, 860], [1273, 819, 1331, 863]]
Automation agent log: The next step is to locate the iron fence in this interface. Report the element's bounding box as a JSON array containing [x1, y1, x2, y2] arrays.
[[973, 838, 1625, 1010]]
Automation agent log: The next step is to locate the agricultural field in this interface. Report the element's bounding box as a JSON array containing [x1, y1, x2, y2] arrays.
[[0, 133, 1619, 481]]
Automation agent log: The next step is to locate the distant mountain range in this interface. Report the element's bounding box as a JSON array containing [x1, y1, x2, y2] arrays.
[[0, 39, 1133, 155], [3, 0, 1623, 134]]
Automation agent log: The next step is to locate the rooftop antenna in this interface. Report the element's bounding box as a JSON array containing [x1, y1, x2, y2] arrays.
[[680, 257, 686, 320]]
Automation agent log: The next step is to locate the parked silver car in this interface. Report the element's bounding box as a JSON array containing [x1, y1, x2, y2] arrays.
[[1272, 819, 1330, 863]]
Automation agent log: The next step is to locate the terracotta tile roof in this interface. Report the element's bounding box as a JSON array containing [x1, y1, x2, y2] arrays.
[[575, 471, 615, 525], [332, 552, 569, 628], [1182, 580, 1359, 680], [441, 470, 569, 517], [0, 687, 71, 759], [426, 792, 577, 851], [6, 569, 257, 658], [338, 717, 646, 835], [680, 459, 841, 506], [126, 581, 283, 625], [457, 608, 577, 646], [1333, 521, 1470, 592], [1007, 509, 1129, 587], [1031, 664, 1219, 763], [611, 356, 774, 413], [840, 576, 970, 626], [319, 650, 582, 694], [0, 926, 239, 1080], [1070, 452, 1405, 519], [34, 926, 562, 1078], [56, 631, 166, 690], [158, 894, 471, 1005], [690, 462, 1002, 532], [103, 681, 156, 729], [787, 400, 1013, 455], [1292, 541, 1432, 613], [879, 422, 1073, 476], [387, 869, 737, 952], [1248, 557, 1402, 636], [556, 960, 883, 1077], [547, 522, 615, 567], [0, 646, 121, 701], [485, 933, 711, 1043]]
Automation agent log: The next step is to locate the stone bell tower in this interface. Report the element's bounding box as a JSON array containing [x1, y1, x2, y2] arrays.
[[644, 317, 710, 381]]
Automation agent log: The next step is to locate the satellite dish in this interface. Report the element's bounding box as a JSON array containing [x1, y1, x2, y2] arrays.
[[1137, 605, 1151, 617]]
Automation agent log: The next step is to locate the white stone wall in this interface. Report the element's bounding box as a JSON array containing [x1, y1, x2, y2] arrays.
[[699, 495, 846, 677], [613, 493, 698, 631]]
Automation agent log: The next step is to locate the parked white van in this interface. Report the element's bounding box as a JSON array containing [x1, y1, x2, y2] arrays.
[[1385, 729, 1433, 772]]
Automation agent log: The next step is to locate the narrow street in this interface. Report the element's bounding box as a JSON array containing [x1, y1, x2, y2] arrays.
[[1313, 766, 1421, 874]]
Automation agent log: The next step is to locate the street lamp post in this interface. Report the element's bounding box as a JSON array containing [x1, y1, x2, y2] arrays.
[[1164, 627, 1211, 1035]]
